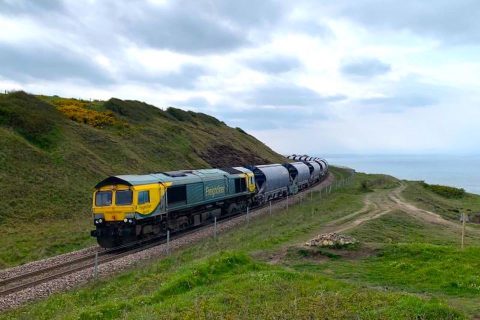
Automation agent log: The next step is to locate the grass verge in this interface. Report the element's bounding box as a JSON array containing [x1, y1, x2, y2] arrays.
[[1, 168, 469, 319]]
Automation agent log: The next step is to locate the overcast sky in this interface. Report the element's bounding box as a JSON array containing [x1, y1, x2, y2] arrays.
[[1, 0, 479, 155]]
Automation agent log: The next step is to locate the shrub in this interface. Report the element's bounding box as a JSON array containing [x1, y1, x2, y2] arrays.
[[166, 107, 195, 122], [0, 91, 59, 149], [104, 98, 171, 122], [360, 180, 372, 192], [57, 105, 118, 128], [421, 182, 465, 198], [51, 98, 124, 128]]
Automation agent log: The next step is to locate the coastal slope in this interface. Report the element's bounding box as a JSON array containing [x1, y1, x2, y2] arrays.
[[0, 91, 284, 267]]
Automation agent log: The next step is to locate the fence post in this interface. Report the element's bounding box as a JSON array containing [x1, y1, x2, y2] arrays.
[[286, 193, 289, 212], [214, 216, 217, 240], [167, 230, 170, 255], [246, 206, 250, 223], [94, 252, 98, 280], [269, 200, 272, 216]]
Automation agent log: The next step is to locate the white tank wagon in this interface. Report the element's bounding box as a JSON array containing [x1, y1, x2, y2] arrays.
[[282, 162, 311, 194], [247, 164, 290, 204]]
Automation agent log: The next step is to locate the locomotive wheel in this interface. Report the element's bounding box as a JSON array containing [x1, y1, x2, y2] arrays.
[[97, 236, 121, 248], [226, 203, 238, 215]]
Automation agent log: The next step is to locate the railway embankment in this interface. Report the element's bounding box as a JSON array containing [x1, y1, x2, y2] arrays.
[[0, 91, 285, 268], [0, 173, 335, 311]]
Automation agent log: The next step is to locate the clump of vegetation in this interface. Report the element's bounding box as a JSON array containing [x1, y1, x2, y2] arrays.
[[51, 98, 124, 128], [104, 98, 172, 122], [166, 107, 224, 126], [359, 176, 399, 193], [421, 182, 466, 199], [166, 107, 195, 122], [360, 180, 373, 192], [0, 91, 59, 149], [236, 127, 247, 134], [192, 112, 224, 126]]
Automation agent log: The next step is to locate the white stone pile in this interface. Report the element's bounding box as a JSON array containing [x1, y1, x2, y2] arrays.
[[305, 233, 357, 248]]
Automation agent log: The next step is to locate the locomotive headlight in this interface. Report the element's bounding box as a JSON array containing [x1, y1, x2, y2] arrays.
[[124, 218, 128, 223], [98, 218, 103, 223]]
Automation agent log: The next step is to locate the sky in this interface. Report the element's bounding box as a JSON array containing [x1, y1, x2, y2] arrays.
[[0, 0, 479, 155]]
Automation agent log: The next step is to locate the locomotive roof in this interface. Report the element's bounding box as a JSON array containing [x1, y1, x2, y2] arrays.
[[94, 168, 249, 188]]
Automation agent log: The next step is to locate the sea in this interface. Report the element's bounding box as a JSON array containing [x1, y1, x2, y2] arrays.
[[324, 154, 480, 195]]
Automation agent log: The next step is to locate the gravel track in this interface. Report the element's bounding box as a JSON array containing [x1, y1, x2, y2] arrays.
[[0, 174, 334, 311]]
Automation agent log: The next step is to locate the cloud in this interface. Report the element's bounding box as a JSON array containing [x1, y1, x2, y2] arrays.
[[0, 0, 479, 155], [341, 58, 391, 78], [214, 105, 328, 130], [245, 56, 301, 74], [360, 95, 437, 111], [0, 43, 111, 84], [124, 8, 247, 54], [326, 0, 480, 44], [121, 0, 286, 54], [290, 20, 333, 38], [155, 65, 207, 89], [173, 96, 211, 110], [0, 0, 64, 14], [246, 83, 346, 107]]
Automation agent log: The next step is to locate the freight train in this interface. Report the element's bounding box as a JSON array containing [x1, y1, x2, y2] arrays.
[[91, 156, 328, 248]]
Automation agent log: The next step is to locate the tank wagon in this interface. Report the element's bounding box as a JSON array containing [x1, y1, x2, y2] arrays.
[[91, 156, 328, 248], [304, 161, 322, 183], [247, 164, 290, 204], [282, 162, 311, 193]]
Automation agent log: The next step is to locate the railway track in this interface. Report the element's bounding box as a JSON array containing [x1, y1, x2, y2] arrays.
[[0, 175, 334, 299], [0, 210, 251, 297]]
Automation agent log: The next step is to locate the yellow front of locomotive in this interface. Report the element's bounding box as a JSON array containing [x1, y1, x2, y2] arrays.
[[92, 184, 135, 223], [92, 183, 165, 224]]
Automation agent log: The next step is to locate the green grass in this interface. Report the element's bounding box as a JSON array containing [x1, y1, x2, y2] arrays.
[[1, 168, 467, 319], [280, 174, 480, 317], [421, 182, 466, 199], [348, 210, 480, 246], [402, 180, 480, 221], [5, 252, 460, 320], [0, 91, 285, 267]]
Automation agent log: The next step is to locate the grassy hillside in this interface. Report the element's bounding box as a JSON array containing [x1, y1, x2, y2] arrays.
[[3, 168, 478, 319], [0, 91, 285, 267]]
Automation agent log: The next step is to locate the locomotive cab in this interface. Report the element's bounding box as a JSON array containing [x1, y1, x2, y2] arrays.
[[91, 175, 167, 248], [93, 185, 135, 223]]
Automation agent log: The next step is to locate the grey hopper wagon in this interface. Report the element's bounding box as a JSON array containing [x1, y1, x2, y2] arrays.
[[304, 160, 321, 182], [247, 164, 290, 204], [282, 162, 311, 194]]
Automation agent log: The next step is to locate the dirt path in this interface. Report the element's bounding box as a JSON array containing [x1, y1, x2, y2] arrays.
[[322, 182, 472, 234]]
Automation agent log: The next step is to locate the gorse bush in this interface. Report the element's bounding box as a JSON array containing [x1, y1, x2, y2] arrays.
[[51, 98, 124, 128], [57, 105, 118, 128], [421, 182, 466, 198]]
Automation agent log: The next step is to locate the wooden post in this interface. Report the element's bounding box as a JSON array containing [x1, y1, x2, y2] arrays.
[[214, 216, 217, 240], [286, 193, 289, 212], [269, 200, 272, 216], [461, 213, 466, 249], [94, 252, 98, 280], [167, 230, 170, 255]]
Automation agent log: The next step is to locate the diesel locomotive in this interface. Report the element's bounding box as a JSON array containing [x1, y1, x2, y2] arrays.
[[91, 156, 328, 248]]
